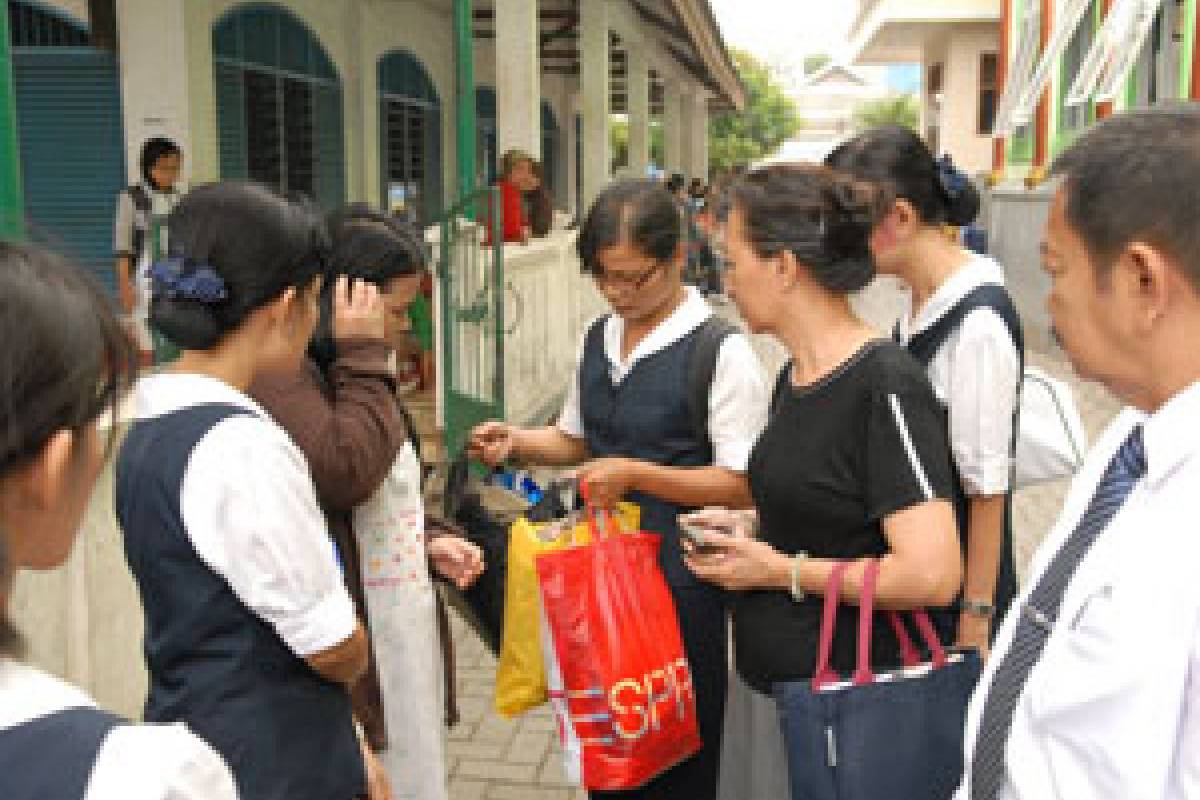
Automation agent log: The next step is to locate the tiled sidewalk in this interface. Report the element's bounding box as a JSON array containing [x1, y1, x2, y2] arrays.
[[444, 610, 587, 800]]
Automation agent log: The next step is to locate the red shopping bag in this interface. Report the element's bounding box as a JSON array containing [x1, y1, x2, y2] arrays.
[[535, 501, 702, 791]]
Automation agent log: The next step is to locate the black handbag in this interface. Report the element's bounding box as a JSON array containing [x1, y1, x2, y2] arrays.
[[774, 559, 982, 800]]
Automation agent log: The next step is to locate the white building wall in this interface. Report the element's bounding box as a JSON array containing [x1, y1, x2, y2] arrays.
[[360, 0, 456, 209], [929, 23, 998, 172]]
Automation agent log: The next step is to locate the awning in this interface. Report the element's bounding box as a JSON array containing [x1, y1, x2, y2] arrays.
[[1006, 0, 1096, 130], [1066, 0, 1165, 105], [991, 1, 1043, 136]]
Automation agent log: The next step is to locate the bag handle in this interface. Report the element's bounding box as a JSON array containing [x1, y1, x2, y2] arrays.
[[578, 479, 615, 541], [886, 612, 921, 668], [810, 560, 853, 690], [812, 559, 951, 690], [883, 610, 948, 669], [853, 559, 881, 685]]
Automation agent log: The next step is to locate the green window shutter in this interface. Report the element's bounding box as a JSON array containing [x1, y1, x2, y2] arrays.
[[313, 83, 344, 210], [14, 49, 125, 294], [215, 63, 248, 179]]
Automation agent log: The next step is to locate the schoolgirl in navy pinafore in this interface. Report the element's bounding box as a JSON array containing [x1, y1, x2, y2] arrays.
[[116, 397, 365, 800], [577, 316, 729, 800]]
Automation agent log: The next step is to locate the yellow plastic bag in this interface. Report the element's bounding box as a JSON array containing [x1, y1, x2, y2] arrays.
[[494, 502, 639, 718]]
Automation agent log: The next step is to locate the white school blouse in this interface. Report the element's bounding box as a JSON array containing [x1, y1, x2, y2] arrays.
[[558, 287, 769, 472], [133, 372, 358, 658], [0, 659, 238, 800], [894, 254, 1021, 496]]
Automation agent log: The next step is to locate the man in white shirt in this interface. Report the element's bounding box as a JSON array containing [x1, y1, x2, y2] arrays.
[[958, 109, 1200, 799]]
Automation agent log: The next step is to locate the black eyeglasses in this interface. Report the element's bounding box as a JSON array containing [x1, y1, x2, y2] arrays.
[[591, 261, 663, 291]]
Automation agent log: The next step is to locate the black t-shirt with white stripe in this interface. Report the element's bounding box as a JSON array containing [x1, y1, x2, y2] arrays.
[[736, 339, 955, 692]]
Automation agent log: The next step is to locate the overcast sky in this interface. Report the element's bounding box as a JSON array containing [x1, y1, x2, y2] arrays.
[[708, 1, 861, 85]]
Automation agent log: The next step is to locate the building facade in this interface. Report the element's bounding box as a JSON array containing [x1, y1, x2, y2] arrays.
[[849, 0, 1003, 173], [1, 0, 742, 293]]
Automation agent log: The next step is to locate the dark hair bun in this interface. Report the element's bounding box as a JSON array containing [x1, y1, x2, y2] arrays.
[[150, 295, 223, 350], [827, 125, 980, 227], [150, 182, 327, 352], [822, 174, 886, 291], [944, 180, 981, 227], [729, 164, 885, 294]]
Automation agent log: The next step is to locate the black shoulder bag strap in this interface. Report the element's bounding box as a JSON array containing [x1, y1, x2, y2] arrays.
[[686, 315, 740, 447]]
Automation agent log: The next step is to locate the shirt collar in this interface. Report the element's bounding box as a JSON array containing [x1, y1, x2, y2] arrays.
[[141, 180, 178, 197], [134, 372, 269, 421], [1140, 379, 1200, 488], [604, 286, 712, 370], [907, 254, 1005, 335]]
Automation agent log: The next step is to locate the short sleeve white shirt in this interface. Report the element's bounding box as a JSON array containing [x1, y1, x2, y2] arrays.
[[0, 659, 239, 800], [557, 288, 768, 472], [133, 372, 358, 658], [896, 254, 1020, 495], [957, 385, 1200, 799]]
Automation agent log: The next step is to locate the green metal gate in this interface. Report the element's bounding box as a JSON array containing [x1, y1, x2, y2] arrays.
[[439, 187, 505, 457]]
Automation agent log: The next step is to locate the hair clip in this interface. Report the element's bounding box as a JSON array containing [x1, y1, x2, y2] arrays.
[[150, 257, 229, 304], [935, 155, 969, 202]]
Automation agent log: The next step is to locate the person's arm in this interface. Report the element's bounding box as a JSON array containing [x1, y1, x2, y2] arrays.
[[180, 416, 369, 687], [946, 311, 1021, 651], [576, 460, 753, 510], [251, 277, 405, 512], [468, 421, 589, 468], [305, 625, 369, 687], [685, 499, 961, 609], [468, 331, 592, 468], [113, 192, 138, 314], [252, 346, 403, 511], [687, 382, 961, 608], [958, 493, 1006, 652]]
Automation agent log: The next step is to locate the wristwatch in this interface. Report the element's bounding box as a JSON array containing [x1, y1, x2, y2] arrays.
[[960, 598, 995, 618]]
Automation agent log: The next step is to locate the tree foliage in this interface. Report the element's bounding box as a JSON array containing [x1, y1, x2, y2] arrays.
[[852, 94, 920, 132], [804, 53, 832, 76], [708, 48, 802, 172], [610, 119, 664, 173]]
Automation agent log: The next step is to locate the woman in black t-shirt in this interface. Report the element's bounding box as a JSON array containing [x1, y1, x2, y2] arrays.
[[686, 165, 962, 794]]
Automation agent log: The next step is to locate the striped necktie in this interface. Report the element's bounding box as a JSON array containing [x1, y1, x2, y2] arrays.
[[970, 424, 1147, 800]]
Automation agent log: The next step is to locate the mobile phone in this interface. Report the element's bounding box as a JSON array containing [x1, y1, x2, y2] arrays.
[[678, 523, 725, 554]]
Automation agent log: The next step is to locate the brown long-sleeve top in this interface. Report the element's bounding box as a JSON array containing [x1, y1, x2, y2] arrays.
[[249, 339, 405, 751]]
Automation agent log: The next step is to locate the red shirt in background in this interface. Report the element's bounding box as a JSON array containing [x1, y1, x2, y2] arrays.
[[483, 180, 527, 244]]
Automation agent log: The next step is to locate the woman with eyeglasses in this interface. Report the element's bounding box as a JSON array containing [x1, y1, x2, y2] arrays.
[[467, 179, 768, 799]]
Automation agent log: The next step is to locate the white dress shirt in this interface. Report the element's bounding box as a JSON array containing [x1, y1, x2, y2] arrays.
[[134, 372, 358, 658], [896, 254, 1020, 495], [957, 383, 1200, 800], [557, 287, 768, 472], [0, 659, 238, 800]]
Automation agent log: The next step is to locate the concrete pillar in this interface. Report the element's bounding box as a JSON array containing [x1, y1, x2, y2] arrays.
[[679, 86, 695, 179], [116, 0, 194, 186], [580, 0, 610, 206], [565, 91, 580, 213], [662, 78, 682, 175], [692, 92, 710, 181], [495, 0, 541, 159], [627, 47, 650, 178]]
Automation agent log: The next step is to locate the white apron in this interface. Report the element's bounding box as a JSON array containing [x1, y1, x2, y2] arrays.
[[354, 441, 448, 800]]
